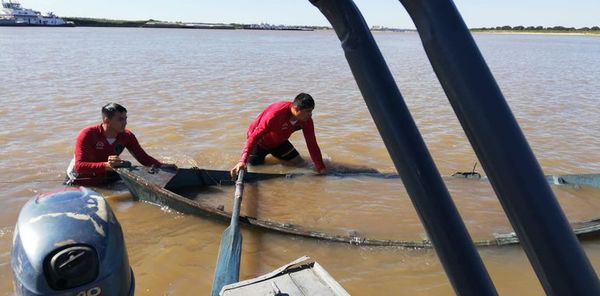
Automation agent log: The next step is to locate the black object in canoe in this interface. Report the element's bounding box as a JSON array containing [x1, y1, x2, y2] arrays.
[[116, 166, 600, 248]]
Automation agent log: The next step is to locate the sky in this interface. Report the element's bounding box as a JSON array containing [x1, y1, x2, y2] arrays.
[[16, 0, 600, 29]]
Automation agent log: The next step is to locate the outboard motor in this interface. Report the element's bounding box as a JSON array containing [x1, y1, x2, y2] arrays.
[[11, 187, 134, 295]]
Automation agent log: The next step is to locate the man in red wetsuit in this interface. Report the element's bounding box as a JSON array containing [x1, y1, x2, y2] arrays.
[[66, 103, 175, 186], [230, 93, 326, 177]]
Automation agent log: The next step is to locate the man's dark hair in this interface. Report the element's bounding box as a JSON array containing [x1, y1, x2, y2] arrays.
[[293, 93, 315, 110], [101, 103, 127, 119]]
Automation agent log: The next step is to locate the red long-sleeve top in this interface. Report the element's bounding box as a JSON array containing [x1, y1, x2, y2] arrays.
[[68, 124, 162, 185], [240, 102, 325, 171]]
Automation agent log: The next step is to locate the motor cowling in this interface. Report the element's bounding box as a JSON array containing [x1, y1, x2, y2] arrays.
[[11, 187, 134, 296]]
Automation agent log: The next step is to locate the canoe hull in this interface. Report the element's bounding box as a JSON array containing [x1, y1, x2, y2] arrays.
[[117, 166, 600, 248]]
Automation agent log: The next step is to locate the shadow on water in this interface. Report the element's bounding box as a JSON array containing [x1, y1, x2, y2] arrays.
[[171, 185, 225, 201]]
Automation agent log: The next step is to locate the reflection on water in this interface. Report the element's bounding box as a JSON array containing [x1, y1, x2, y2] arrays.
[[1, 28, 599, 295]]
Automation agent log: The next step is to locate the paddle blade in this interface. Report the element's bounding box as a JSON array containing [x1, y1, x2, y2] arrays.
[[211, 226, 242, 296]]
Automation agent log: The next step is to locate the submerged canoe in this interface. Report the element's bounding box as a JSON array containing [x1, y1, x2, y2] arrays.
[[452, 171, 600, 189], [116, 166, 600, 248], [545, 174, 600, 188]]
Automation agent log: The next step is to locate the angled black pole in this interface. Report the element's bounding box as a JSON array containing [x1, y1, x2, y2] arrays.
[[309, 1, 496, 295], [398, 0, 600, 294]]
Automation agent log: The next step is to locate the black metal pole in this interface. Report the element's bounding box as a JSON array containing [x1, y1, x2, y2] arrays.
[[309, 1, 497, 295], [399, 0, 600, 294]]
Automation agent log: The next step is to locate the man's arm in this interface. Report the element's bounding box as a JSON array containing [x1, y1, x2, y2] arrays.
[[125, 133, 162, 167], [231, 117, 272, 177], [302, 119, 326, 173], [239, 120, 270, 164]]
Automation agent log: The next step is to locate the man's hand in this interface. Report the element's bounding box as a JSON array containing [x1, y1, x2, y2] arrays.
[[230, 162, 247, 178], [106, 155, 123, 170]]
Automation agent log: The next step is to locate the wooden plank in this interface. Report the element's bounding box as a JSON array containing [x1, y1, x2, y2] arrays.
[[289, 268, 341, 295], [311, 262, 351, 296], [222, 275, 305, 296]]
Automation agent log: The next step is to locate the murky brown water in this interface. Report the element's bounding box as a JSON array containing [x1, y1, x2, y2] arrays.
[[1, 28, 599, 295]]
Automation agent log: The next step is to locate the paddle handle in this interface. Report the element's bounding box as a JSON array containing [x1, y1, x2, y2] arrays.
[[230, 169, 245, 229], [235, 168, 246, 190]]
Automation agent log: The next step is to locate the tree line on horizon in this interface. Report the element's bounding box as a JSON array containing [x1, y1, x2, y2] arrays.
[[63, 17, 332, 30], [60, 18, 600, 33], [472, 25, 600, 32]]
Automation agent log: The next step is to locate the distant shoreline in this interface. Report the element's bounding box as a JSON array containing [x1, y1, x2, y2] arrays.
[[5, 17, 599, 36], [472, 30, 600, 36], [471, 26, 600, 36], [60, 17, 327, 31]]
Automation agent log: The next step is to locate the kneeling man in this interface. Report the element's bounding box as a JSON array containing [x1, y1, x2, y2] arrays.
[[231, 93, 326, 177]]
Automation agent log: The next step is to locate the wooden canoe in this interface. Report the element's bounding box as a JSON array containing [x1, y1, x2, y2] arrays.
[[116, 166, 600, 248], [452, 171, 600, 189]]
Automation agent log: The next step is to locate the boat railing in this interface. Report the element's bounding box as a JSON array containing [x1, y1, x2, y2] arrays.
[[309, 0, 599, 295]]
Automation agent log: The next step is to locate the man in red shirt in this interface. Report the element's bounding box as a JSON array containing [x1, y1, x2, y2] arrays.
[[66, 103, 175, 186], [230, 93, 326, 177]]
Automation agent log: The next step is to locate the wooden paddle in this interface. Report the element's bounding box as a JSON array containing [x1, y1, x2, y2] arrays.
[[211, 168, 246, 296]]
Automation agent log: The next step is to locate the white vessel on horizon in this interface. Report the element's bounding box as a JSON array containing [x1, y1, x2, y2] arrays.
[[0, 0, 73, 26]]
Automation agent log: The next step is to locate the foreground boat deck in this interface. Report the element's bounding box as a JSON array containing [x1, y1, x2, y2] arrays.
[[219, 256, 349, 296]]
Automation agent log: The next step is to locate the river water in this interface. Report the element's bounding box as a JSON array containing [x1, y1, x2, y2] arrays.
[[1, 27, 599, 295]]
